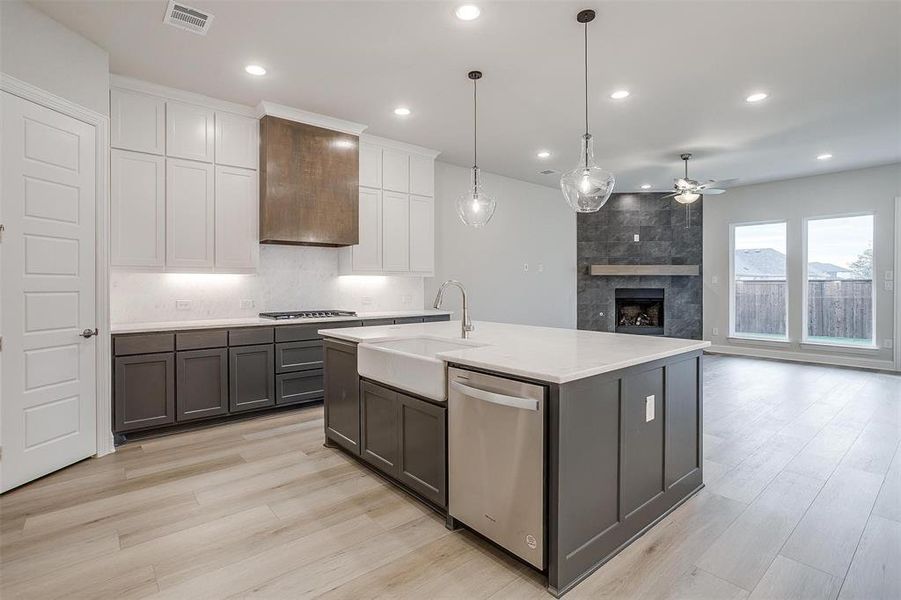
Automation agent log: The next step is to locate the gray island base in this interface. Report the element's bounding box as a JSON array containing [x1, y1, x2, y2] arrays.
[[319, 321, 706, 597]]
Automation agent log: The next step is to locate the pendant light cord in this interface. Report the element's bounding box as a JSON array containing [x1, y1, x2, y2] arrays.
[[583, 19, 590, 168], [473, 77, 478, 169]]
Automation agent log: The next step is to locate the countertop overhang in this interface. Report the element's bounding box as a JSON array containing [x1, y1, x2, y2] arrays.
[[319, 321, 710, 384]]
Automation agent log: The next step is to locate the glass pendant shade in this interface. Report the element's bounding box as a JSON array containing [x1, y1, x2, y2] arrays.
[[675, 191, 700, 204], [560, 134, 615, 212], [457, 167, 496, 227]]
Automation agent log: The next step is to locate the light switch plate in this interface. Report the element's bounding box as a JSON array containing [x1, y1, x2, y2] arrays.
[[176, 300, 192, 311], [633, 234, 640, 242], [645, 395, 655, 422]]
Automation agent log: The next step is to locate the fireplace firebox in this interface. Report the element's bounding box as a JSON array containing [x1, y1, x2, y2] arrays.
[[615, 288, 664, 336]]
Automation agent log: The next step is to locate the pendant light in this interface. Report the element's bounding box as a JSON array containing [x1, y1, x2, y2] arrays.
[[456, 70, 496, 228], [560, 9, 615, 213]]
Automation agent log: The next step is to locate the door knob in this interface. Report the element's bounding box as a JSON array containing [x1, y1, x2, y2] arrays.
[[81, 328, 99, 338]]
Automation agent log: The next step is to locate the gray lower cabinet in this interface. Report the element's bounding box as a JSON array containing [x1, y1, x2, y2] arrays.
[[114, 352, 175, 432], [323, 338, 361, 453], [176, 348, 228, 422], [360, 381, 400, 474], [276, 340, 323, 372], [229, 344, 275, 413], [276, 370, 324, 406]]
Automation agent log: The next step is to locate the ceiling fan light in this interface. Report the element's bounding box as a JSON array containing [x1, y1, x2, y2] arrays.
[[675, 191, 700, 204]]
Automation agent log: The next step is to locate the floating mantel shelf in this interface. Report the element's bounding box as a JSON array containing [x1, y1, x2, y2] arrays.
[[589, 265, 700, 276]]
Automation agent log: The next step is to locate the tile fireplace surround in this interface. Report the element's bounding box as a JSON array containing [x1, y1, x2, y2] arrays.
[[577, 193, 703, 339]]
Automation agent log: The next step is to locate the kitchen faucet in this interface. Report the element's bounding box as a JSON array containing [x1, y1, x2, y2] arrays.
[[433, 280, 474, 339]]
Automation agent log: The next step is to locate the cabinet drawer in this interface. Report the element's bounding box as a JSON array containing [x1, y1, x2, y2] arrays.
[[114, 333, 174, 356], [229, 327, 273, 346], [363, 318, 394, 327], [423, 315, 450, 323], [276, 340, 323, 373], [276, 370, 324, 405], [275, 320, 363, 342], [176, 330, 227, 351], [394, 316, 424, 325]]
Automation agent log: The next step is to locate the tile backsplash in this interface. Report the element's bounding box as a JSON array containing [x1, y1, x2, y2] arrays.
[[110, 246, 425, 323]]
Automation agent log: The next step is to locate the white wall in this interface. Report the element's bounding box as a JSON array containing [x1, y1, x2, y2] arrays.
[[111, 246, 423, 323], [704, 162, 900, 369], [0, 0, 109, 115], [426, 162, 576, 328]]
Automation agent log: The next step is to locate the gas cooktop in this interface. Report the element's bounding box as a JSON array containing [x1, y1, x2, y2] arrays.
[[258, 310, 358, 320]]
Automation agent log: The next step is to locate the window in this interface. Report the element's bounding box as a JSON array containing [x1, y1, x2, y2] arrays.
[[731, 222, 788, 340], [805, 214, 875, 347]]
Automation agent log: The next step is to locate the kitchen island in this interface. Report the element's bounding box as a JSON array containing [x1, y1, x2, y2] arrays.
[[318, 320, 710, 597]]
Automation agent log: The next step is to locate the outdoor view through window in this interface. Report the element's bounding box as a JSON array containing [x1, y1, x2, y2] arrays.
[[733, 222, 788, 339], [806, 215, 874, 346]]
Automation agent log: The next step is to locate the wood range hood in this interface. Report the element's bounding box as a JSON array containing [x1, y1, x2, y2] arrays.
[[258, 107, 366, 247]]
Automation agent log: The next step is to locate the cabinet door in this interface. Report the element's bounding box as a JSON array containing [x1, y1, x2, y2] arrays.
[[323, 339, 360, 454], [110, 150, 165, 268], [110, 88, 165, 155], [353, 187, 382, 271], [359, 143, 382, 189], [167, 158, 214, 269], [360, 381, 400, 476], [114, 353, 175, 432], [229, 344, 275, 413], [176, 348, 228, 422], [215, 166, 258, 270], [166, 101, 214, 162], [215, 112, 258, 169], [398, 392, 446, 507], [409, 154, 434, 197], [382, 191, 410, 272], [382, 149, 409, 193], [409, 195, 434, 273], [621, 367, 665, 517]]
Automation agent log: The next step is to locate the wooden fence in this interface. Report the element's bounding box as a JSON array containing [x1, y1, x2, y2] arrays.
[[734, 279, 872, 340]]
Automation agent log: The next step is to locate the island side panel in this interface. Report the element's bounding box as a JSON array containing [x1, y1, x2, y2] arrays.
[[547, 350, 704, 596]]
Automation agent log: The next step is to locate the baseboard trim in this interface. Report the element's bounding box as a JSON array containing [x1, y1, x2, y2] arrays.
[[706, 344, 897, 372]]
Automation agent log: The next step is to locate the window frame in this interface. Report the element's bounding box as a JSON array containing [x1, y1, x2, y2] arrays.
[[801, 211, 877, 350], [728, 219, 790, 342]]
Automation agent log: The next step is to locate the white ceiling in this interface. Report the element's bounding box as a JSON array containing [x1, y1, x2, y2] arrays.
[[32, 0, 901, 191]]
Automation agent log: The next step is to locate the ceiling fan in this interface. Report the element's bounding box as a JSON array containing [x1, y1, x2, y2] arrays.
[[661, 153, 737, 204]]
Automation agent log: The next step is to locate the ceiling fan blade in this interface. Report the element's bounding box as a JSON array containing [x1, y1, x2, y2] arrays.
[[659, 191, 681, 200], [674, 178, 690, 189], [701, 188, 726, 195], [698, 178, 739, 190]]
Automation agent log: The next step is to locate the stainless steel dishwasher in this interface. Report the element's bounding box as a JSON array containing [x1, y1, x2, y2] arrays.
[[448, 366, 545, 569]]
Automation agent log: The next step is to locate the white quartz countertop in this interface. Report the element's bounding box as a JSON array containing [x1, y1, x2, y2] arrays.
[[318, 321, 711, 384], [109, 310, 452, 334]]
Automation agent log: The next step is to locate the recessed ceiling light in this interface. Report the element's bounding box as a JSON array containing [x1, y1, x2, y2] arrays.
[[455, 5, 481, 20], [745, 92, 768, 103], [610, 90, 630, 100], [640, 184, 652, 189], [816, 153, 833, 160], [244, 65, 266, 76], [537, 151, 551, 159], [393, 107, 411, 116]]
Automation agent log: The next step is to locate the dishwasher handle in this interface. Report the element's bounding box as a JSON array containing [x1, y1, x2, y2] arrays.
[[450, 380, 539, 411]]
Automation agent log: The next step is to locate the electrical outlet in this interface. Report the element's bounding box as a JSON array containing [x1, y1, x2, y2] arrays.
[[240, 299, 254, 310], [523, 263, 529, 272], [361, 296, 373, 306], [886, 271, 894, 281], [633, 233, 640, 242], [645, 395, 655, 422], [886, 281, 895, 291], [175, 300, 192, 311], [886, 339, 894, 349], [711, 275, 719, 285], [712, 327, 719, 336]]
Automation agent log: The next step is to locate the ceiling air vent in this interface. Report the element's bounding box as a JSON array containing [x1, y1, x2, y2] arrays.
[[539, 169, 559, 176], [163, 1, 214, 35]]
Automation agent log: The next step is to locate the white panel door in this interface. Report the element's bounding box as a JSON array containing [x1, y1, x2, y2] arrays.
[[382, 149, 410, 193], [353, 187, 382, 271], [215, 166, 258, 270], [166, 101, 214, 163], [110, 88, 165, 155], [1, 91, 97, 492], [359, 143, 382, 189], [167, 158, 214, 269], [409, 195, 435, 273], [382, 191, 410, 272], [409, 154, 435, 197], [215, 112, 258, 170], [110, 150, 165, 268]]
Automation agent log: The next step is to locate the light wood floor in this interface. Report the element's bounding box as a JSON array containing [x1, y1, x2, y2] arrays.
[[1, 355, 899, 599]]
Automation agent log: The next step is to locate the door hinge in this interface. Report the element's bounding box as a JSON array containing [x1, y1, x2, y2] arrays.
[[0, 223, 5, 242]]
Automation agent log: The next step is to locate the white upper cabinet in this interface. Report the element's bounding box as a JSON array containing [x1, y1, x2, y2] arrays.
[[110, 150, 165, 267], [409, 195, 435, 273], [110, 88, 165, 155], [352, 187, 383, 272], [215, 112, 259, 169], [166, 101, 215, 162], [214, 166, 258, 270], [382, 191, 411, 272], [409, 154, 435, 197], [166, 158, 215, 269], [359, 143, 382, 189], [382, 149, 410, 193]]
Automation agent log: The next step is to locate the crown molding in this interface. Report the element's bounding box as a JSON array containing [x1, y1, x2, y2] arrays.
[[256, 101, 367, 136], [110, 74, 257, 118], [360, 133, 441, 158]]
